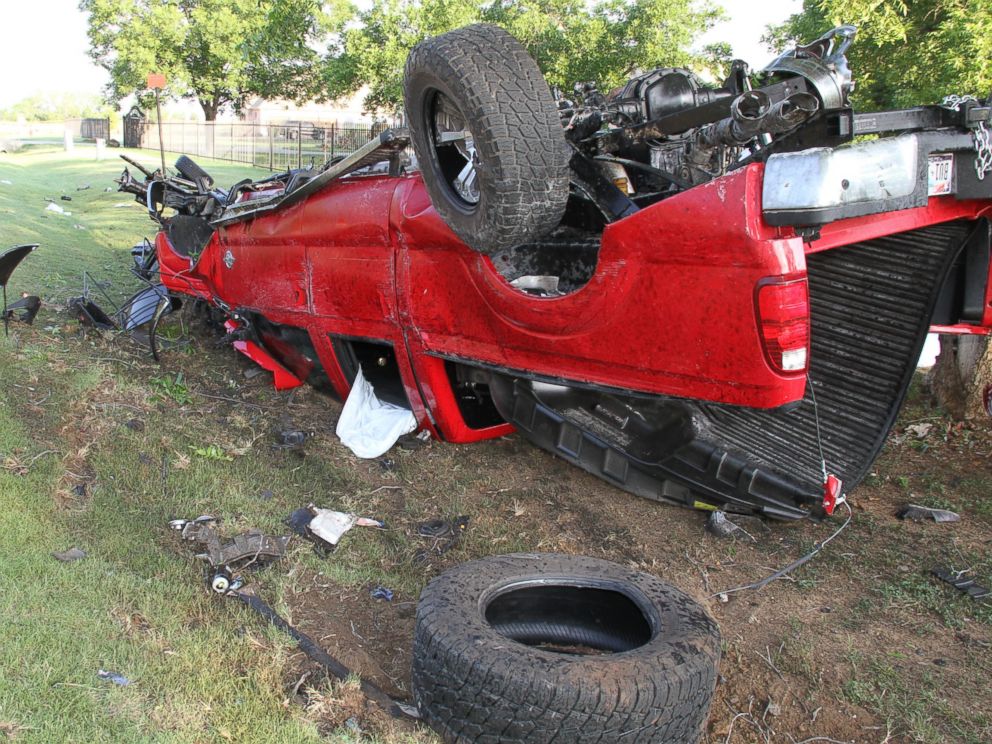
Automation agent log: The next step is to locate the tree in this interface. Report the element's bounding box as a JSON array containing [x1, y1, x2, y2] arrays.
[[767, 1, 992, 418], [323, 0, 723, 115], [79, 0, 332, 120], [764, 0, 991, 111]]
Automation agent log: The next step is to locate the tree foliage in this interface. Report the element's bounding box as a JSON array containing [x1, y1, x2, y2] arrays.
[[324, 0, 723, 115], [0, 93, 114, 122], [765, 0, 992, 111], [79, 0, 332, 120]]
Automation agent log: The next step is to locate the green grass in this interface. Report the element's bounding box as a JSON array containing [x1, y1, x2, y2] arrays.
[[0, 147, 435, 742]]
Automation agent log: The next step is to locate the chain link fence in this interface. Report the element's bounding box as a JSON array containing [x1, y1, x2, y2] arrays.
[[135, 120, 385, 171]]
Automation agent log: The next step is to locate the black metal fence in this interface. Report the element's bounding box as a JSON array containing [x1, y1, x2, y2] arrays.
[[65, 118, 111, 142], [137, 121, 384, 171]]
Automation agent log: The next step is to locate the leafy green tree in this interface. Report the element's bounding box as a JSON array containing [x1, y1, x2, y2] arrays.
[[79, 0, 332, 120], [324, 0, 723, 115], [764, 0, 992, 111]]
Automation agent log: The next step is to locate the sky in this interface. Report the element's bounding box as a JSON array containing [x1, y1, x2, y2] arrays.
[[0, 0, 802, 111]]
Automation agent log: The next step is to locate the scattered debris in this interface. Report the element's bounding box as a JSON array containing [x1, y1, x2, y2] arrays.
[[124, 418, 145, 432], [257, 488, 274, 501], [0, 179, 11, 185], [705, 511, 756, 541], [414, 515, 470, 563], [60, 195, 72, 202], [1, 244, 39, 336], [897, 504, 961, 522], [67, 297, 116, 329], [344, 718, 364, 735], [170, 515, 290, 591], [113, 202, 133, 208], [276, 429, 313, 448], [3, 294, 41, 325], [932, 567, 991, 601], [44, 202, 71, 216], [370, 586, 394, 602], [96, 669, 130, 686], [52, 547, 87, 562], [284, 505, 384, 555], [76, 184, 91, 191]]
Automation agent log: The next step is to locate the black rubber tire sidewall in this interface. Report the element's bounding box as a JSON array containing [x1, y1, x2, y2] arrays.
[[412, 553, 721, 744], [404, 24, 570, 255]]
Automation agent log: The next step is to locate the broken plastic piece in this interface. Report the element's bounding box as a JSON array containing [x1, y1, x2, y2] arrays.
[[3, 294, 40, 325], [171, 515, 290, 572], [277, 429, 313, 448], [68, 297, 117, 330], [822, 474, 844, 515], [97, 670, 130, 686], [371, 586, 394, 601], [706, 511, 748, 539], [896, 504, 961, 523], [0, 244, 38, 336], [932, 566, 991, 600]]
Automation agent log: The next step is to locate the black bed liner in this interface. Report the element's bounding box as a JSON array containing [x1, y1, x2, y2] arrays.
[[489, 221, 975, 518]]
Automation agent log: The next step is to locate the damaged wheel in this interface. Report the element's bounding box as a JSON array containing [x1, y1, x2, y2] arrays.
[[412, 553, 720, 743], [404, 24, 570, 254]]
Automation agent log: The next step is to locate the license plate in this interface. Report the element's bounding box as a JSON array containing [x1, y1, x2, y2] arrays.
[[928, 154, 954, 196]]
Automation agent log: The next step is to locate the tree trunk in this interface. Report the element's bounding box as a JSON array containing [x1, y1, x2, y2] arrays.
[[928, 334, 992, 419], [199, 99, 218, 121]]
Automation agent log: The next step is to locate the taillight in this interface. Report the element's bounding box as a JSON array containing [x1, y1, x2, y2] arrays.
[[756, 277, 809, 374]]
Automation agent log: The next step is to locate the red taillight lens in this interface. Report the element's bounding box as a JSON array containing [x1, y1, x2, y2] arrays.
[[756, 278, 809, 374]]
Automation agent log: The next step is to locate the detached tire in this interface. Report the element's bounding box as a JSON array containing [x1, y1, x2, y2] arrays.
[[404, 24, 570, 254], [412, 553, 721, 744]]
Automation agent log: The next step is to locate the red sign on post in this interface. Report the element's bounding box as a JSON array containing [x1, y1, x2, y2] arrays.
[[147, 73, 166, 90]]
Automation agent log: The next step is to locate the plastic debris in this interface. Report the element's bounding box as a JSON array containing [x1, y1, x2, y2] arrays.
[[896, 504, 961, 522], [3, 295, 40, 325], [277, 429, 313, 448], [52, 547, 87, 562], [97, 670, 130, 686], [45, 202, 70, 216], [706, 511, 756, 541], [370, 586, 394, 601], [414, 516, 470, 564], [0, 179, 12, 185], [284, 505, 384, 555], [932, 566, 991, 600], [60, 195, 72, 202], [335, 367, 417, 458]]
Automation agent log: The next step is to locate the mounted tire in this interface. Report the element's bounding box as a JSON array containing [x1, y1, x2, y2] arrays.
[[404, 24, 570, 255], [412, 553, 721, 744]]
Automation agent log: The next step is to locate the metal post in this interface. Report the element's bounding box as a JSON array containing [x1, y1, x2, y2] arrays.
[[155, 88, 166, 176], [297, 122, 302, 169], [268, 125, 274, 171], [331, 122, 336, 159]]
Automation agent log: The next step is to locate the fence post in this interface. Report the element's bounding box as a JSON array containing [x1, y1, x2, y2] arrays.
[[268, 125, 274, 171], [331, 123, 336, 159], [297, 122, 302, 169]]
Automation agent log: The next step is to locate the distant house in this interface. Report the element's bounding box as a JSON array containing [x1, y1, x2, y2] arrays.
[[245, 88, 374, 127]]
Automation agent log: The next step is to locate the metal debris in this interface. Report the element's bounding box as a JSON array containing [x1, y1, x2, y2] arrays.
[[932, 567, 991, 601], [170, 515, 290, 592], [705, 510, 756, 540], [896, 504, 961, 523]]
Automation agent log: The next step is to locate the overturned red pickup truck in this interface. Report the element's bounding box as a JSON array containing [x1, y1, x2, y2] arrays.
[[118, 24, 992, 520]]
